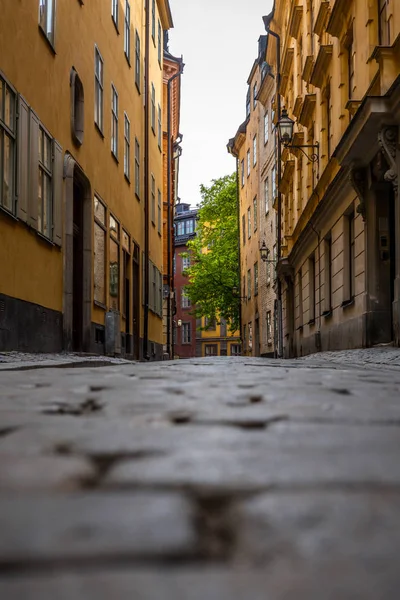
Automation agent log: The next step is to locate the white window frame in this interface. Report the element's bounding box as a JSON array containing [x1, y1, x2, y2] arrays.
[[157, 188, 162, 234], [0, 75, 17, 214], [112, 0, 119, 29], [111, 84, 118, 158], [39, 0, 55, 47], [253, 134, 257, 166], [158, 19, 162, 66], [135, 137, 140, 197], [38, 124, 53, 239], [265, 177, 269, 214], [264, 111, 269, 144], [135, 31, 141, 92], [247, 149, 250, 177], [124, 0, 131, 63], [151, 83, 156, 133], [151, 174, 155, 224], [94, 46, 104, 132], [124, 112, 130, 180]]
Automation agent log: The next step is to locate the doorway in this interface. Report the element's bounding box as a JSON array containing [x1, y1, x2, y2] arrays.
[[254, 317, 260, 356], [132, 242, 140, 360], [72, 180, 84, 351], [123, 248, 131, 355]]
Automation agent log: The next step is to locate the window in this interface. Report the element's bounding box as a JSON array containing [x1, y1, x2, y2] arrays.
[[182, 255, 190, 272], [151, 83, 156, 133], [152, 0, 156, 42], [253, 135, 257, 166], [379, 0, 390, 45], [272, 165, 277, 200], [124, 1, 131, 62], [181, 292, 191, 309], [176, 221, 184, 236], [111, 85, 118, 158], [243, 275, 246, 300], [94, 196, 106, 306], [266, 248, 271, 284], [243, 324, 247, 353], [124, 113, 130, 179], [151, 174, 155, 224], [186, 219, 194, 234], [247, 149, 250, 177], [71, 68, 84, 146], [253, 82, 258, 109], [254, 262, 259, 295], [297, 269, 303, 327], [247, 269, 251, 299], [205, 317, 216, 330], [324, 237, 332, 313], [308, 253, 316, 323], [266, 311, 272, 344], [241, 159, 245, 187], [158, 188, 162, 234], [325, 84, 331, 157], [246, 87, 251, 118], [158, 104, 162, 149], [0, 76, 16, 213], [273, 244, 277, 280], [109, 214, 120, 310], [135, 138, 140, 197], [242, 214, 246, 245], [39, 0, 55, 47], [230, 344, 241, 356], [112, 0, 119, 28], [94, 46, 104, 132], [265, 177, 269, 214], [247, 207, 251, 238], [38, 125, 52, 238], [253, 196, 257, 232], [205, 344, 218, 356], [158, 20, 162, 65], [343, 211, 355, 303], [248, 322, 253, 351], [182, 322, 191, 344], [264, 111, 269, 144], [347, 31, 355, 100], [135, 31, 141, 91]]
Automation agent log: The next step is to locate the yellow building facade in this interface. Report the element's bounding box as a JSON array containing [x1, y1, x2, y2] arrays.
[[0, 0, 174, 359], [197, 318, 241, 358], [265, 0, 400, 356]]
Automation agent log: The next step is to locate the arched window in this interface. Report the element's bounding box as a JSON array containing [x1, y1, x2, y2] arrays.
[[70, 68, 84, 146]]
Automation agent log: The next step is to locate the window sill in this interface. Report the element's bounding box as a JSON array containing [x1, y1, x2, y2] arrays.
[[38, 26, 56, 55], [37, 231, 55, 247], [111, 151, 119, 164], [94, 300, 107, 310], [124, 174, 131, 185], [125, 54, 131, 68], [341, 297, 354, 309], [158, 231, 162, 237], [322, 309, 332, 318], [135, 192, 141, 202], [151, 127, 156, 136], [307, 318, 315, 326], [135, 82, 141, 95], [95, 122, 105, 139], [297, 325, 303, 332]]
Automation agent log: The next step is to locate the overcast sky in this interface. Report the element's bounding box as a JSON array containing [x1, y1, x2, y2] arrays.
[[168, 0, 274, 207]]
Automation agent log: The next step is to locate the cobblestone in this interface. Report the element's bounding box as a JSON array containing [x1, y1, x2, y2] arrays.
[[0, 354, 400, 597], [0, 351, 134, 371]]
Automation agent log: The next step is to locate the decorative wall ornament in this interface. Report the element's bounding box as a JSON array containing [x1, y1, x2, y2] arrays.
[[349, 166, 367, 221], [378, 126, 398, 193]]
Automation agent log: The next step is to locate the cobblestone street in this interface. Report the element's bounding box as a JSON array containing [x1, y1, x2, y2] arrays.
[[1, 352, 400, 598]]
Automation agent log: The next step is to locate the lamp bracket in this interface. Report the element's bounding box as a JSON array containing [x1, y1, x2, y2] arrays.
[[284, 141, 319, 163]]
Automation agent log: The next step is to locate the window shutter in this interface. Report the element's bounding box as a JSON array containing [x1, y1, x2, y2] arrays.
[[52, 140, 63, 246], [28, 109, 40, 229], [142, 252, 145, 305], [17, 95, 29, 223]]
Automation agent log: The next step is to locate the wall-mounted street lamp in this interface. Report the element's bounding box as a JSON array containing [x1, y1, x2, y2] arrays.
[[278, 108, 319, 164], [259, 241, 276, 263], [232, 286, 247, 300]]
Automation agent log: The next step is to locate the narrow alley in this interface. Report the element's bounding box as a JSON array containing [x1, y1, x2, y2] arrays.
[[1, 351, 400, 598]]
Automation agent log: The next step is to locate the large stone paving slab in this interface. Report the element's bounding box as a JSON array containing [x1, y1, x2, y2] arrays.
[[1, 355, 400, 596]]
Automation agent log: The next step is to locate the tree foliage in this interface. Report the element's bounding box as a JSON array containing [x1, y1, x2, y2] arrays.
[[183, 173, 240, 332]]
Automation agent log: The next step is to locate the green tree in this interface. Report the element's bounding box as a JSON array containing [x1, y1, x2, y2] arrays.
[[184, 173, 240, 332]]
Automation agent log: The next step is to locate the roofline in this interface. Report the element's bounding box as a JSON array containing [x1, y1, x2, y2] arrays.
[[158, 0, 174, 29]]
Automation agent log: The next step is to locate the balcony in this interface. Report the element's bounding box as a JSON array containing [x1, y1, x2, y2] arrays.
[[310, 45, 333, 88]]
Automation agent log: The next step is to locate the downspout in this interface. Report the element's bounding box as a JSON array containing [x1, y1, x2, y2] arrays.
[[264, 25, 283, 358], [235, 157, 243, 347], [143, 0, 150, 360], [171, 140, 183, 360], [166, 62, 184, 359]]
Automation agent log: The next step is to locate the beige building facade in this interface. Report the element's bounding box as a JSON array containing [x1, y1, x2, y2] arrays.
[[229, 37, 277, 357], [0, 0, 174, 359], [265, 0, 400, 357]]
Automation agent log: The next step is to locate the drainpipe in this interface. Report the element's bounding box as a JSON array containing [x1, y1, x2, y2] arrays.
[[166, 62, 184, 359], [235, 157, 243, 347], [263, 18, 283, 358], [171, 139, 183, 360], [143, 0, 150, 360]]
